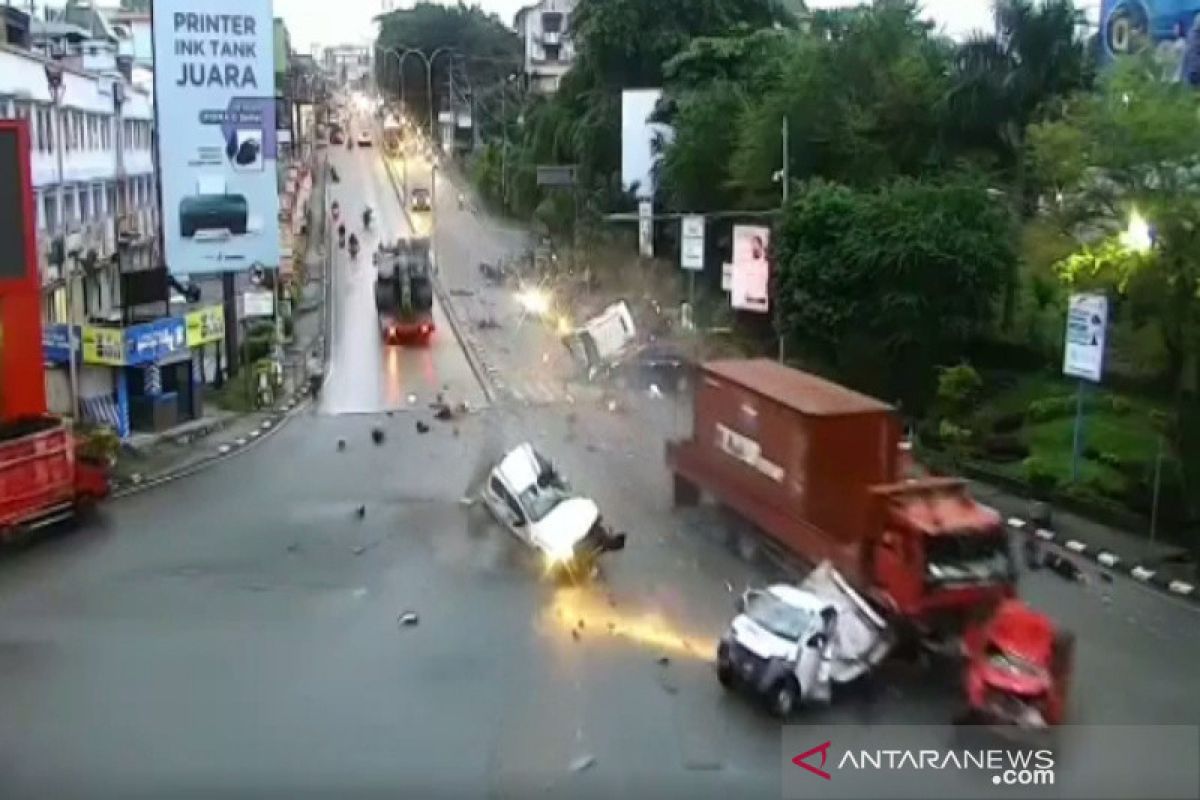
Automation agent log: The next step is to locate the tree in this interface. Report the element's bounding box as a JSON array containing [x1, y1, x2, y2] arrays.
[[943, 0, 1090, 194], [774, 175, 1016, 407], [1030, 54, 1200, 522], [376, 3, 521, 126], [726, 1, 953, 206]]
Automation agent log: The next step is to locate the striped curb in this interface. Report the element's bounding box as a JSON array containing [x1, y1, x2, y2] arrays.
[[109, 391, 310, 499], [1006, 515, 1199, 604]]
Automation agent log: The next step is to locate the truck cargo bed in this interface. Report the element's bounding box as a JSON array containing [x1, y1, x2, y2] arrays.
[[0, 417, 78, 532]]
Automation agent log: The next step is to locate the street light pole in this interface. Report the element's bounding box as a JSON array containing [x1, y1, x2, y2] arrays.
[[46, 64, 79, 421]]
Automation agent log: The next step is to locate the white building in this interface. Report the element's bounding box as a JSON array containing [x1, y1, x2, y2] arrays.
[[0, 12, 157, 428], [515, 0, 578, 94]]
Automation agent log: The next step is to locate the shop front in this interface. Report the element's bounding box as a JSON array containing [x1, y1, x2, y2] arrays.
[[43, 306, 225, 439]]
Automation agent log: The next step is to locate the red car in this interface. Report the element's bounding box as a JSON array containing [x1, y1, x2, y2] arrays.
[[963, 599, 1074, 728]]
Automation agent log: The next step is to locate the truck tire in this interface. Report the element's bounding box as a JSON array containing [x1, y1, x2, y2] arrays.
[[716, 644, 734, 688], [768, 677, 799, 719], [672, 474, 700, 507]]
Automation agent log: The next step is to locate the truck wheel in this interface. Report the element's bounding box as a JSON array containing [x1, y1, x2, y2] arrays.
[[717, 662, 734, 688], [769, 678, 799, 719]]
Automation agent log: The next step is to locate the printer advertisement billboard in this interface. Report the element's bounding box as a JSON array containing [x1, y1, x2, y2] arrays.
[[1100, 0, 1200, 83], [153, 1, 280, 275]]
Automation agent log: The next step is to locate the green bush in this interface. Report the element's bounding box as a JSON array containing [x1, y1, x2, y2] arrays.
[[1097, 451, 1123, 470], [991, 411, 1025, 434], [938, 419, 972, 446], [1027, 395, 1075, 422], [78, 427, 120, 463], [1108, 396, 1133, 416], [241, 333, 272, 364], [981, 434, 1029, 462], [1022, 456, 1059, 495], [937, 363, 983, 419]]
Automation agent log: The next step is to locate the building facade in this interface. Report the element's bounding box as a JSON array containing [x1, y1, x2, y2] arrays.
[[515, 0, 578, 94], [323, 44, 372, 87]]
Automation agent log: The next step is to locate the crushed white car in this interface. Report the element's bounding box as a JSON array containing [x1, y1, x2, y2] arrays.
[[717, 562, 892, 717], [481, 443, 626, 575]]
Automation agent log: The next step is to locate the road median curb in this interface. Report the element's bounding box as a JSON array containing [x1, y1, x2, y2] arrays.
[[1006, 515, 1198, 603]]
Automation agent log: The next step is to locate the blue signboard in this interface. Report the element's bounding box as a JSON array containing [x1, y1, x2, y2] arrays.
[[42, 319, 188, 365], [43, 323, 79, 363], [152, 1, 280, 275], [124, 317, 188, 365], [1101, 0, 1200, 84]]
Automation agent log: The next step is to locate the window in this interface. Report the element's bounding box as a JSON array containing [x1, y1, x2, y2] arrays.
[[44, 107, 54, 152], [93, 184, 104, 217], [43, 192, 57, 233], [544, 44, 561, 62], [489, 477, 525, 522], [80, 186, 91, 222], [63, 189, 76, 225], [107, 183, 117, 217], [542, 12, 563, 33]]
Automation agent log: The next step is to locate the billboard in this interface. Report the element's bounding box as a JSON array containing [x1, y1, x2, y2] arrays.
[[1063, 293, 1109, 382], [1100, 0, 1200, 83], [153, 2, 280, 275], [621, 89, 671, 199], [731, 225, 770, 313]]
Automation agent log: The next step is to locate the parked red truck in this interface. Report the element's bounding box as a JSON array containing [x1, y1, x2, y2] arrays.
[[0, 416, 109, 542]]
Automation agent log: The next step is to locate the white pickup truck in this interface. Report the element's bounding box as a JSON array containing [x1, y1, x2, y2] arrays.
[[717, 563, 892, 717]]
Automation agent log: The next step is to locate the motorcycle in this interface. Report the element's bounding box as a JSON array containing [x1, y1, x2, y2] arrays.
[[338, 223, 346, 248], [332, 202, 340, 221], [363, 208, 373, 230], [330, 166, 340, 183], [348, 235, 360, 259]]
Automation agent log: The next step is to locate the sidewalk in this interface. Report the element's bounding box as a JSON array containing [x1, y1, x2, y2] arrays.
[[108, 163, 329, 491]]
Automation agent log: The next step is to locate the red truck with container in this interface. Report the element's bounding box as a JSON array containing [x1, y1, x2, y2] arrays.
[[667, 359, 1070, 723]]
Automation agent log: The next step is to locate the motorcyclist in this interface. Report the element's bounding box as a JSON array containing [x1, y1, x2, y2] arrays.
[[348, 233, 360, 257], [457, 192, 465, 210], [307, 350, 324, 404], [330, 166, 340, 183], [363, 206, 373, 230], [331, 200, 340, 220], [337, 223, 346, 247]]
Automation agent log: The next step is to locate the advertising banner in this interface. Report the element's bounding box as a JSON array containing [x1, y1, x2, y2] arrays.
[[82, 326, 126, 366], [186, 305, 225, 346], [1100, 0, 1200, 84], [1063, 293, 1109, 382], [42, 323, 79, 363], [681, 215, 705, 272], [153, 2, 280, 275], [125, 317, 188, 365], [731, 225, 770, 313]]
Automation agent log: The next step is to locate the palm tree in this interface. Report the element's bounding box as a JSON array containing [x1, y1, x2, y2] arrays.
[[943, 0, 1090, 198]]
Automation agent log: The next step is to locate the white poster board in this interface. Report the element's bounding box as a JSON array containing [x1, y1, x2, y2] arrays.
[[244, 290, 275, 318], [638, 201, 653, 258], [731, 225, 770, 313], [681, 214, 704, 271], [1062, 293, 1108, 382]]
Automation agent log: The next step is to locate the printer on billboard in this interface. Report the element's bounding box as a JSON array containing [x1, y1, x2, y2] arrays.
[[179, 176, 249, 239]]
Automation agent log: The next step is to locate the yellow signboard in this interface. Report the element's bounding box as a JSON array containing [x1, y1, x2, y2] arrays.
[[81, 326, 125, 366], [186, 306, 225, 347]]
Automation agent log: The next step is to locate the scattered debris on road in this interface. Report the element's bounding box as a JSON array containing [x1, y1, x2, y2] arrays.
[[476, 317, 501, 330], [569, 755, 596, 773], [371, 427, 385, 445], [656, 656, 670, 667], [649, 383, 663, 399], [571, 628, 581, 641], [397, 611, 419, 627], [449, 288, 475, 297], [337, 438, 347, 451], [407, 393, 418, 405], [415, 421, 430, 434], [352, 545, 366, 556], [355, 505, 366, 518], [434, 405, 454, 421], [286, 542, 301, 554], [1044, 552, 1084, 582]]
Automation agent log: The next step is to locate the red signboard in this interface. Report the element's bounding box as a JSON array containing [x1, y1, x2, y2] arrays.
[[0, 119, 48, 419]]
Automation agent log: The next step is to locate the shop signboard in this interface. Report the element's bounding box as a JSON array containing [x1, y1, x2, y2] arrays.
[[186, 305, 225, 346]]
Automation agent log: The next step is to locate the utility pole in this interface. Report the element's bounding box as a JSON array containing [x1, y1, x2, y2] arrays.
[[777, 114, 790, 363], [46, 64, 78, 420]]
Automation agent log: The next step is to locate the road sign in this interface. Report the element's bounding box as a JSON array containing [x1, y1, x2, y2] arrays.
[[681, 214, 704, 271], [1063, 293, 1108, 382], [244, 290, 275, 318], [536, 165, 577, 187], [731, 225, 770, 313], [638, 201, 653, 258]]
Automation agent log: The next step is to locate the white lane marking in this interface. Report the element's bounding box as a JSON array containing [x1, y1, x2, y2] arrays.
[[1169, 581, 1195, 596], [1034, 528, 1055, 541], [1065, 539, 1087, 553], [1007, 517, 1027, 529], [1097, 552, 1120, 567]]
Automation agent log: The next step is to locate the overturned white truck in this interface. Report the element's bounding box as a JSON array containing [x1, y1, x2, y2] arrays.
[[717, 562, 892, 718]]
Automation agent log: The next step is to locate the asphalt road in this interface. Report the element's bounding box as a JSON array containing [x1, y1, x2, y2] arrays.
[[0, 128, 1197, 800]]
